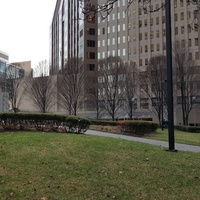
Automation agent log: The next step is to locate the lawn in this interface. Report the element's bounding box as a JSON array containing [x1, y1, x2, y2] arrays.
[[0, 132, 200, 200], [146, 128, 200, 146]]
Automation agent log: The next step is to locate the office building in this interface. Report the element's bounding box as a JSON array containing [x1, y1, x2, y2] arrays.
[[49, 0, 97, 112], [97, 0, 200, 124], [0, 50, 9, 62]]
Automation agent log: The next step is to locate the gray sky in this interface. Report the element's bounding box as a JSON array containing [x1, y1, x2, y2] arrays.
[[0, 0, 56, 68]]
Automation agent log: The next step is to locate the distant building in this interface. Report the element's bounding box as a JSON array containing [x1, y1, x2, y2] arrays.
[[11, 61, 32, 77], [0, 50, 9, 62]]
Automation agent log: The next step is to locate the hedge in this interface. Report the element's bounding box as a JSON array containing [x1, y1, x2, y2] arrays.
[[0, 113, 90, 133], [118, 120, 158, 136], [175, 125, 200, 133], [90, 119, 158, 136]]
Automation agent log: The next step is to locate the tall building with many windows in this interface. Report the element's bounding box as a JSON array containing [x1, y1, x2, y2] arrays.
[[98, 0, 200, 69], [50, 0, 97, 111], [97, 0, 200, 124]]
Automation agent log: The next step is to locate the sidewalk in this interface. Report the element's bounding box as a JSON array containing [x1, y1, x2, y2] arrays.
[[86, 130, 200, 153]]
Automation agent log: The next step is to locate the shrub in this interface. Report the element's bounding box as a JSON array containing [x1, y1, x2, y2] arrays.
[[175, 125, 200, 133], [0, 113, 90, 133], [90, 119, 158, 136], [118, 120, 158, 136]]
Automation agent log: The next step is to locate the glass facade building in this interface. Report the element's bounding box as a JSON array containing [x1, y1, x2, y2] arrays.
[[50, 0, 97, 110]]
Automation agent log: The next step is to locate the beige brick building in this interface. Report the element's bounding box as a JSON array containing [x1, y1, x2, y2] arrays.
[[97, 0, 200, 125]]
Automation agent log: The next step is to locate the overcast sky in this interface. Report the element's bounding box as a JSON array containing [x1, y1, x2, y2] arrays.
[[0, 0, 56, 68]]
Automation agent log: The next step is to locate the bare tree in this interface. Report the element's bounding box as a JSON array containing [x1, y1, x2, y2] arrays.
[[173, 42, 200, 125], [58, 57, 84, 116], [98, 56, 126, 120], [141, 55, 167, 126], [6, 64, 25, 112], [123, 61, 138, 120], [87, 72, 103, 119], [25, 60, 56, 113]]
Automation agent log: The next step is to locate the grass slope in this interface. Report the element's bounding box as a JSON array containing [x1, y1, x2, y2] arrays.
[[0, 132, 200, 200], [146, 128, 200, 146]]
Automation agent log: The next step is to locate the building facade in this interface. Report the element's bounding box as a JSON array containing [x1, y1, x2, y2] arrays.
[[97, 0, 200, 124], [49, 0, 98, 112]]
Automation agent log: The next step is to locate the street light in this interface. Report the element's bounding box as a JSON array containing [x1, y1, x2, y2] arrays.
[[165, 0, 176, 151]]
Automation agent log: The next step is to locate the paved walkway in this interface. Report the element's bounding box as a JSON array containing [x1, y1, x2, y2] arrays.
[[86, 130, 200, 153]]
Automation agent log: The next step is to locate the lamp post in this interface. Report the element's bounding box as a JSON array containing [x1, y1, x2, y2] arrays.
[[165, 0, 176, 151]]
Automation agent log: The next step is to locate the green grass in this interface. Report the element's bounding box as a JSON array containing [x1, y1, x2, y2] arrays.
[[146, 128, 200, 146], [0, 132, 200, 200]]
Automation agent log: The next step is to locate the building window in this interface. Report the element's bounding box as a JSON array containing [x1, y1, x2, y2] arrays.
[[139, 59, 142, 66], [156, 17, 159, 25], [188, 39, 192, 47], [140, 46, 142, 53], [145, 58, 148, 65], [145, 32, 148, 40], [118, 24, 120, 32], [112, 38, 115, 45], [87, 52, 95, 59], [89, 64, 95, 71], [156, 30, 159, 38], [181, 40, 185, 48], [144, 19, 147, 27], [112, 26, 115, 32], [118, 49, 120, 56], [118, 13, 120, 19], [139, 33, 142, 40], [163, 30, 166, 37], [88, 28, 95, 35], [108, 26, 110, 33], [157, 44, 160, 51], [181, 26, 184, 34], [112, 13, 115, 20], [123, 24, 126, 31], [195, 38, 199, 46], [188, 53, 192, 60], [151, 44, 154, 52], [162, 16, 165, 24], [87, 40, 95, 47], [123, 48, 126, 56], [150, 31, 154, 39], [102, 28, 105, 34], [150, 18, 153, 26], [123, 36, 125, 43], [174, 14, 178, 21], [145, 45, 148, 53], [181, 12, 184, 20], [175, 27, 178, 35], [195, 52, 199, 60], [118, 37, 120, 44]]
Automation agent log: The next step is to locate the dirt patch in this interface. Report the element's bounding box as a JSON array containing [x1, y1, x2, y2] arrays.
[[89, 125, 123, 134]]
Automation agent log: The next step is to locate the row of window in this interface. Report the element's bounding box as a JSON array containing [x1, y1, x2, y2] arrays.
[[98, 49, 126, 59], [138, 51, 199, 67]]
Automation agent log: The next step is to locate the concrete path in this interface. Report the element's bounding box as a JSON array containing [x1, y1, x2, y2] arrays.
[[86, 130, 200, 153]]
